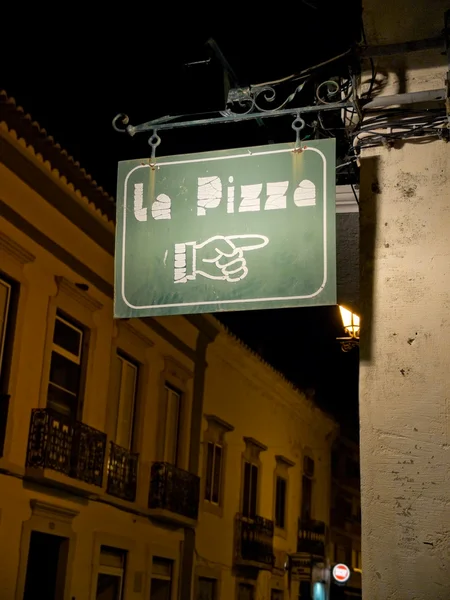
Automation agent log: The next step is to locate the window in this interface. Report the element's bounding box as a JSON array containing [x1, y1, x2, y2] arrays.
[[0, 276, 12, 384], [335, 495, 352, 520], [96, 546, 126, 600], [164, 385, 181, 465], [197, 577, 216, 600], [150, 557, 173, 600], [111, 352, 138, 449], [237, 582, 254, 600], [242, 461, 258, 518], [352, 549, 362, 572], [271, 590, 284, 600], [275, 476, 287, 529], [335, 544, 350, 565], [47, 312, 85, 419], [301, 475, 313, 521], [205, 442, 222, 504]]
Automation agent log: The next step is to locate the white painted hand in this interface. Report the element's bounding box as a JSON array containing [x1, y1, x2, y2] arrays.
[[173, 235, 269, 284]]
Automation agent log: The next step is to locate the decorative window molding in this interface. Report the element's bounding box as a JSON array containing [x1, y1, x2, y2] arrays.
[[122, 320, 154, 348], [55, 276, 103, 313], [163, 355, 193, 388], [15, 499, 78, 600], [243, 436, 267, 459], [202, 414, 234, 517], [0, 231, 35, 265], [30, 499, 79, 523], [275, 455, 295, 469]]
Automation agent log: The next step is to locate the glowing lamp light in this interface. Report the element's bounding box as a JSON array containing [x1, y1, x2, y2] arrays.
[[339, 306, 360, 340]]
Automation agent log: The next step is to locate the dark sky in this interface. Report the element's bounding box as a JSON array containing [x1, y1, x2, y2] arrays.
[[1, 4, 361, 431]]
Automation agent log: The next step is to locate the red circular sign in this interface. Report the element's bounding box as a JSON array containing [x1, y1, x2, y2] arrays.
[[332, 563, 351, 583]]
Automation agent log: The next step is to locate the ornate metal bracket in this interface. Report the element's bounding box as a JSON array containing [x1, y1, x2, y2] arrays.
[[337, 337, 359, 353]]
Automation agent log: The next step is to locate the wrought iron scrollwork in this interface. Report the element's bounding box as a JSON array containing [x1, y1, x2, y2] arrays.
[[223, 82, 307, 116], [26, 408, 106, 487], [107, 441, 139, 502], [148, 461, 200, 520]]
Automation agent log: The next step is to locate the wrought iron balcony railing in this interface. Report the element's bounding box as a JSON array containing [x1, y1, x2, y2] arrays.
[[297, 519, 326, 557], [235, 514, 274, 569], [26, 408, 106, 487], [148, 462, 200, 521], [106, 441, 138, 502]]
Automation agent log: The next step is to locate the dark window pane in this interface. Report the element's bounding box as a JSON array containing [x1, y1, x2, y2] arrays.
[[151, 578, 171, 600], [53, 316, 82, 356], [212, 445, 222, 504], [96, 573, 121, 600], [301, 476, 312, 521], [238, 583, 254, 600], [49, 351, 81, 395], [250, 464, 258, 518], [205, 442, 214, 501], [96, 574, 121, 600], [242, 461, 251, 517], [275, 476, 286, 528], [47, 383, 78, 418], [197, 577, 216, 600]]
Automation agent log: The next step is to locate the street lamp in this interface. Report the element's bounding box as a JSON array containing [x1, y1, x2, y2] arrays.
[[337, 305, 360, 352]]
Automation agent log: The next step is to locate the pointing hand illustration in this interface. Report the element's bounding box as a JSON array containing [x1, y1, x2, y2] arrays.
[[173, 235, 269, 284]]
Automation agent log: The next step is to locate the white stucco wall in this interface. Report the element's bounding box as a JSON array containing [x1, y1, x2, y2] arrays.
[[360, 2, 450, 598]]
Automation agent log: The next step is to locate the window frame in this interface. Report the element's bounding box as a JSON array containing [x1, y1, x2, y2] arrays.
[[47, 310, 87, 420], [236, 580, 255, 600], [274, 475, 287, 530], [240, 437, 267, 520], [112, 350, 139, 451], [242, 460, 259, 519], [204, 440, 223, 505], [163, 383, 182, 466], [273, 454, 294, 537], [0, 275, 12, 382], [150, 555, 174, 600], [202, 414, 234, 517], [301, 453, 315, 522], [196, 576, 217, 600]]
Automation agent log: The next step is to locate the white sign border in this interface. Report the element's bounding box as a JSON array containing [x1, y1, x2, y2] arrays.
[[120, 146, 330, 311]]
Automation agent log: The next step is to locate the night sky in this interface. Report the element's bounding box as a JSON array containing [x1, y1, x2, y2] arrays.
[[2, 3, 361, 432]]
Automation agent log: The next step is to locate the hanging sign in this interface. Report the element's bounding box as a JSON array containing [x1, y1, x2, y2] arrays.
[[114, 140, 336, 318]]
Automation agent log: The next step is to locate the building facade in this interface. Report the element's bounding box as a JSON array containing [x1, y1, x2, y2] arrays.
[[0, 91, 336, 600], [329, 438, 361, 599]]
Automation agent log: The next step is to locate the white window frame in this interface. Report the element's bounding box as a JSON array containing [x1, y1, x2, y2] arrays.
[[150, 556, 174, 599], [96, 564, 124, 600], [114, 352, 139, 449], [242, 460, 259, 519], [204, 441, 223, 505], [48, 313, 84, 403], [0, 277, 12, 377], [163, 384, 181, 465]]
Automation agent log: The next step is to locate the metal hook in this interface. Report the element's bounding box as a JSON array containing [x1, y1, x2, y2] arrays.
[[292, 113, 305, 149], [148, 130, 162, 162]]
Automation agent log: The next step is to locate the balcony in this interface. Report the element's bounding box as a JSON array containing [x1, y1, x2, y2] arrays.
[[148, 462, 200, 525], [234, 514, 274, 570], [26, 408, 106, 490], [297, 519, 326, 557], [106, 442, 139, 502]]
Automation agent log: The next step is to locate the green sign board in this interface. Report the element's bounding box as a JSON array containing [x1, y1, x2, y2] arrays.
[[115, 140, 336, 318]]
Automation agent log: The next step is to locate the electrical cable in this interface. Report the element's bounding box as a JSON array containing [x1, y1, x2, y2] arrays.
[[250, 48, 353, 88]]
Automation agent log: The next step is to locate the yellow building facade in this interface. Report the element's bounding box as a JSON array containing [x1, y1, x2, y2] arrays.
[[0, 91, 337, 600]]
